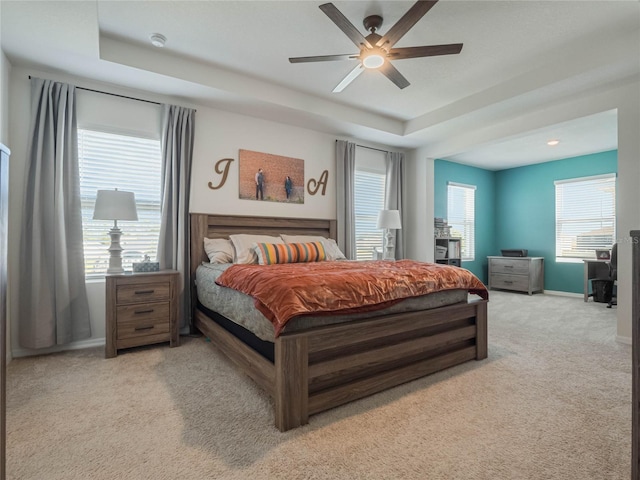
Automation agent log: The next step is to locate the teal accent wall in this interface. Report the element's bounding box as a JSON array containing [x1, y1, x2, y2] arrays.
[[434, 160, 496, 283], [495, 150, 617, 293], [434, 150, 617, 293]]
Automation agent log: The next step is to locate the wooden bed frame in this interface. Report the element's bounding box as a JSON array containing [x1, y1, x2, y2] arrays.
[[190, 213, 488, 431]]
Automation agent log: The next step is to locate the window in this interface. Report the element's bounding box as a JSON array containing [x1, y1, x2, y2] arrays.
[[78, 129, 162, 277], [555, 173, 616, 260], [447, 182, 476, 261], [354, 169, 385, 260]]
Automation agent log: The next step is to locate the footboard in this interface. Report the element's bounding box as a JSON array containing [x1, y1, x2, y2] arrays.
[[274, 300, 488, 431]]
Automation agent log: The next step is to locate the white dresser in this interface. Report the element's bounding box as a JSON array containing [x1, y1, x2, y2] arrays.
[[488, 256, 544, 295]]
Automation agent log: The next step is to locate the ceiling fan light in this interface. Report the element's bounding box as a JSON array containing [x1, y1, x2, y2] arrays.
[[362, 53, 385, 69]]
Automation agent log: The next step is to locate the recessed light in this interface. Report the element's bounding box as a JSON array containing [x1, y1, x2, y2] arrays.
[[547, 139, 560, 146], [149, 33, 166, 48]]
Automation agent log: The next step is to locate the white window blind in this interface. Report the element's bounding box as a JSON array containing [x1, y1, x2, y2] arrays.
[[447, 182, 476, 261], [78, 129, 162, 277], [555, 173, 616, 260], [354, 169, 385, 260]]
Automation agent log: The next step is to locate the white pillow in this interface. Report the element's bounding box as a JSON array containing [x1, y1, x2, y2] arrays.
[[323, 238, 347, 261], [229, 234, 283, 264], [280, 234, 324, 244], [280, 234, 346, 261], [203, 238, 234, 264]]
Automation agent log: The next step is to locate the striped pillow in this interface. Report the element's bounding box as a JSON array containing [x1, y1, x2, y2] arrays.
[[254, 241, 327, 265]]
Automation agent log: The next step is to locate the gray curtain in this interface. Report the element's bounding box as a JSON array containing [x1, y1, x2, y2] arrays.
[[385, 151, 406, 260], [18, 78, 91, 348], [336, 140, 356, 259], [157, 104, 195, 328]]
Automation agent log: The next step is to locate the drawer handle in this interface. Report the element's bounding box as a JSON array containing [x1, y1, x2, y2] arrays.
[[504, 265, 513, 268], [134, 309, 154, 315], [134, 289, 155, 295], [134, 325, 154, 332], [504, 280, 513, 284]]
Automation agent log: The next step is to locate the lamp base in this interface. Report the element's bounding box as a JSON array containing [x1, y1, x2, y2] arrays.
[[383, 230, 396, 260], [106, 225, 124, 274]]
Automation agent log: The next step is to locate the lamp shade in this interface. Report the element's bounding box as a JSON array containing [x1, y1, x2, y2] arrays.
[[93, 189, 138, 221], [376, 209, 402, 230]]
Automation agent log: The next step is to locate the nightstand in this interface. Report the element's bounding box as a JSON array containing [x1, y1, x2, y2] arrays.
[[105, 270, 180, 358]]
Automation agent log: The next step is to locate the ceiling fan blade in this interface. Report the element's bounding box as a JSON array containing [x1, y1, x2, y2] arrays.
[[379, 62, 410, 89], [319, 3, 372, 49], [376, 0, 439, 50], [389, 43, 463, 60], [289, 53, 359, 63], [333, 64, 365, 93]]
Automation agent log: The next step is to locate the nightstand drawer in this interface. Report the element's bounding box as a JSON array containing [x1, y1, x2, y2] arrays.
[[490, 258, 529, 275], [117, 283, 170, 305], [117, 316, 170, 341], [116, 302, 170, 323], [490, 273, 529, 291]]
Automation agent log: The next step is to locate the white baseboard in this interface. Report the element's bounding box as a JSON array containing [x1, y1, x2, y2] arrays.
[[616, 335, 632, 345], [12, 337, 106, 358], [543, 290, 583, 299]]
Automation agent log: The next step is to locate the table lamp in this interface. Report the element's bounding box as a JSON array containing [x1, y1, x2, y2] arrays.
[[92, 189, 138, 274], [377, 209, 402, 260]]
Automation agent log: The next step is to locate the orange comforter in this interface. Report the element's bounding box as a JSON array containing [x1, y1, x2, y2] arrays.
[[216, 260, 488, 337]]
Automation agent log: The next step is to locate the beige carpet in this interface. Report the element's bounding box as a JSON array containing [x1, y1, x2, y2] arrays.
[[6, 292, 631, 480]]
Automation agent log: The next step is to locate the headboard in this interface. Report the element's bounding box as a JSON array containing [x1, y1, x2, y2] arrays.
[[189, 213, 337, 318]]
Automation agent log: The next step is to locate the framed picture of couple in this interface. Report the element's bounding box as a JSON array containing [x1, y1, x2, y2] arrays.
[[238, 149, 305, 204]]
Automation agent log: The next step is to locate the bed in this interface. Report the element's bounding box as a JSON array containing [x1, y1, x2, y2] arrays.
[[190, 213, 488, 431]]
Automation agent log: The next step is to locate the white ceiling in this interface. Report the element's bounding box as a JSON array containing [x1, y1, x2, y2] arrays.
[[446, 109, 619, 170], [1, 1, 638, 169]]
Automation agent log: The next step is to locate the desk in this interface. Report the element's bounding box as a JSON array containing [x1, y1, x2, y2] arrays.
[[583, 259, 611, 302]]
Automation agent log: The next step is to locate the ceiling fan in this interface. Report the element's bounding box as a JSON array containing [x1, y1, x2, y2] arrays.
[[289, 0, 463, 93]]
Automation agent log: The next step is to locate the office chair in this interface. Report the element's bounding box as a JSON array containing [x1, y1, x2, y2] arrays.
[[607, 243, 618, 308]]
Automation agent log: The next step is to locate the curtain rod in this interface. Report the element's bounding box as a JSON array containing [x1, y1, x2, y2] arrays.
[[335, 140, 389, 154], [28, 75, 166, 107], [357, 144, 389, 154], [77, 86, 162, 106]]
